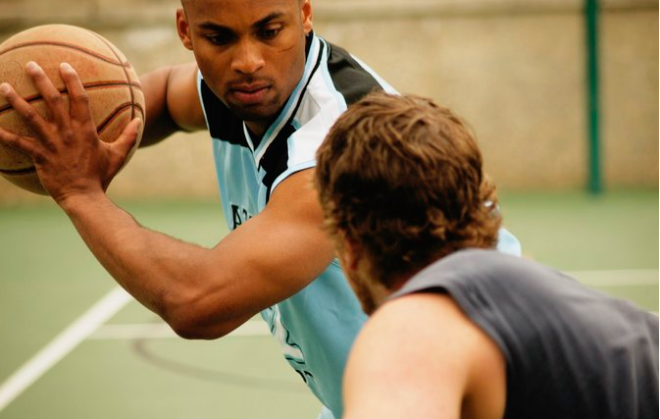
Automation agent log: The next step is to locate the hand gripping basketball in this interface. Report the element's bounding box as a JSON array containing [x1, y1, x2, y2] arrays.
[[0, 24, 145, 195], [0, 61, 142, 203]]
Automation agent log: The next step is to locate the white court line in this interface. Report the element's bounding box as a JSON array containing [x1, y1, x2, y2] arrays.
[[1, 269, 657, 410], [89, 320, 270, 340], [0, 286, 132, 413], [92, 270, 659, 341]]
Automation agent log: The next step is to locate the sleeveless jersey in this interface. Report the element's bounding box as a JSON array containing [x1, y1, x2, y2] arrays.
[[391, 249, 659, 419], [198, 34, 521, 417]]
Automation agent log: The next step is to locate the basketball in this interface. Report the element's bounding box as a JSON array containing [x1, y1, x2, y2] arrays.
[[0, 24, 145, 195]]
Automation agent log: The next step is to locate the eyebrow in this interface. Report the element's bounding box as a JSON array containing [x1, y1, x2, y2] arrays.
[[254, 12, 287, 27], [197, 12, 287, 32]]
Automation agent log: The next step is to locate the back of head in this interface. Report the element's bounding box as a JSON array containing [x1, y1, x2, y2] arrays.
[[316, 92, 501, 287]]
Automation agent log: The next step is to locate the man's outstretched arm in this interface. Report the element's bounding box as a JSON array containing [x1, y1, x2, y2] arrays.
[[0, 61, 334, 339], [57, 169, 334, 339]]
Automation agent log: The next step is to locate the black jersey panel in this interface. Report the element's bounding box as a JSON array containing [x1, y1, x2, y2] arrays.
[[200, 80, 249, 148], [326, 43, 384, 105]]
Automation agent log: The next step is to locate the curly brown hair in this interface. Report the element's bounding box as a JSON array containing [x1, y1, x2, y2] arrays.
[[315, 92, 502, 288]]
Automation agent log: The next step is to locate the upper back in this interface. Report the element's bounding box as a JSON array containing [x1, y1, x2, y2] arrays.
[[392, 249, 659, 419]]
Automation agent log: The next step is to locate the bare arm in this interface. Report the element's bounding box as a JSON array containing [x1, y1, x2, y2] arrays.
[[139, 62, 207, 147], [343, 294, 506, 419], [59, 169, 334, 338], [0, 62, 334, 339]]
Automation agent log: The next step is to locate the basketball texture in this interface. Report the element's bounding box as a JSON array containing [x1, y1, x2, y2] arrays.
[[0, 24, 145, 195]]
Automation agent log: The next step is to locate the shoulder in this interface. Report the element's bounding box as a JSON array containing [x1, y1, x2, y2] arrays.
[[167, 63, 208, 131], [313, 38, 397, 105], [352, 293, 482, 358], [343, 293, 506, 418]]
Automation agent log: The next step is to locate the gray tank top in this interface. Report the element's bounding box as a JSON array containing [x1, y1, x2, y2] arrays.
[[390, 249, 658, 419]]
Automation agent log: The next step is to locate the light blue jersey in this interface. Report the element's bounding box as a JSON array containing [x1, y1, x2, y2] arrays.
[[198, 33, 520, 418]]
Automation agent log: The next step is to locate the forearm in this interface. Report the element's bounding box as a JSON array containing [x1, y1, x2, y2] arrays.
[[58, 193, 231, 335], [49, 173, 331, 342]]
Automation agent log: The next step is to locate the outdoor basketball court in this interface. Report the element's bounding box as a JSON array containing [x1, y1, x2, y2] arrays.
[[0, 190, 657, 418]]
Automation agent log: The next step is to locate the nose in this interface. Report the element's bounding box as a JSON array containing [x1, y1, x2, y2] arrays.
[[231, 39, 265, 75]]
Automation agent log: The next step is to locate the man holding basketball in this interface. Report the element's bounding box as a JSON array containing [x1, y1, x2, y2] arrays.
[[315, 92, 658, 419], [0, 0, 522, 417]]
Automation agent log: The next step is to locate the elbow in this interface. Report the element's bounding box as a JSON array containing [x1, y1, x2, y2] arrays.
[[169, 323, 218, 340], [152, 278, 247, 340], [168, 319, 227, 340], [164, 316, 205, 339], [161, 303, 240, 340]]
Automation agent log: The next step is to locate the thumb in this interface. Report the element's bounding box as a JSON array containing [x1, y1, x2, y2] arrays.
[[107, 118, 142, 176], [115, 118, 142, 158], [102, 118, 142, 191]]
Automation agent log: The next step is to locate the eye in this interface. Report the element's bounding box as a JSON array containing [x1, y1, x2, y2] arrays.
[[206, 31, 235, 46], [258, 26, 282, 40]]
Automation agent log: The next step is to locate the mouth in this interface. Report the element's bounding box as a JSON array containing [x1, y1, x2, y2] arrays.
[[229, 84, 271, 106]]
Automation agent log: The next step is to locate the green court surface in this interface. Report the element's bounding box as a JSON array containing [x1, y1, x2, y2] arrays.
[[0, 190, 657, 418]]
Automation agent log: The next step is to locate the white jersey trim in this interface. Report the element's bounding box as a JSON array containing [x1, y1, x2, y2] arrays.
[[253, 35, 322, 164]]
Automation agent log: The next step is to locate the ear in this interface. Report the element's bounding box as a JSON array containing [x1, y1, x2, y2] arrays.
[[300, 0, 313, 36], [176, 9, 194, 51]]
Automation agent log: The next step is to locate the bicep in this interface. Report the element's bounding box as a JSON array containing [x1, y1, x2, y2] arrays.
[[201, 169, 335, 323], [166, 63, 207, 132], [139, 62, 206, 146]]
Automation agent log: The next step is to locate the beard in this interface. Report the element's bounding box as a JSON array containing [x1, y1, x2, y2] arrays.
[[348, 275, 379, 316]]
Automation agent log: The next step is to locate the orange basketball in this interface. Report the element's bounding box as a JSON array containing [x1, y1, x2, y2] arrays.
[[0, 24, 145, 195]]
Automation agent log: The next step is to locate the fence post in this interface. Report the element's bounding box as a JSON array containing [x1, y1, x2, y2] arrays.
[[586, 0, 603, 194]]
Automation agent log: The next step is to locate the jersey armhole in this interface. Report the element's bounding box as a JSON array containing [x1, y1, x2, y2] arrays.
[[196, 71, 212, 131], [269, 160, 317, 197]]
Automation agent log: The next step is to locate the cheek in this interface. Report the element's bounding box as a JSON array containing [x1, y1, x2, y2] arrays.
[[273, 39, 306, 76]]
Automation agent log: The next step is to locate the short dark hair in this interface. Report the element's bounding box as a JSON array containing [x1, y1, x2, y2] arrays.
[[315, 92, 501, 287]]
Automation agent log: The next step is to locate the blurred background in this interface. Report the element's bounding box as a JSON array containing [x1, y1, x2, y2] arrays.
[[0, 0, 657, 418], [0, 0, 657, 201]]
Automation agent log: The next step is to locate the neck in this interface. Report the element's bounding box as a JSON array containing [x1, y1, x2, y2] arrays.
[[380, 255, 448, 301], [386, 272, 415, 294], [245, 121, 268, 139]]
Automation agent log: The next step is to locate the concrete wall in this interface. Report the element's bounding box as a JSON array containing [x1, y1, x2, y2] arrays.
[[0, 0, 657, 204]]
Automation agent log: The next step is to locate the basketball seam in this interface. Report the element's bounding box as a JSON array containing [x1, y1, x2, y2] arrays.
[[0, 166, 37, 175], [87, 31, 137, 120], [0, 41, 129, 68], [0, 29, 144, 181], [0, 82, 144, 117], [97, 102, 141, 134], [0, 101, 144, 172]]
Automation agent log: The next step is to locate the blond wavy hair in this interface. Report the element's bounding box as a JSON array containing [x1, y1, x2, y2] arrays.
[[315, 92, 502, 288]]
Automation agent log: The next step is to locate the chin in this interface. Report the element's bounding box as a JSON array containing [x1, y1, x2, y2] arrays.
[[226, 98, 283, 124], [226, 106, 272, 123]]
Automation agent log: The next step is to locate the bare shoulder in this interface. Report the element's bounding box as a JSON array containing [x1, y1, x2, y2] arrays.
[[266, 169, 319, 214], [344, 292, 506, 419], [166, 62, 206, 131], [348, 293, 480, 367]]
